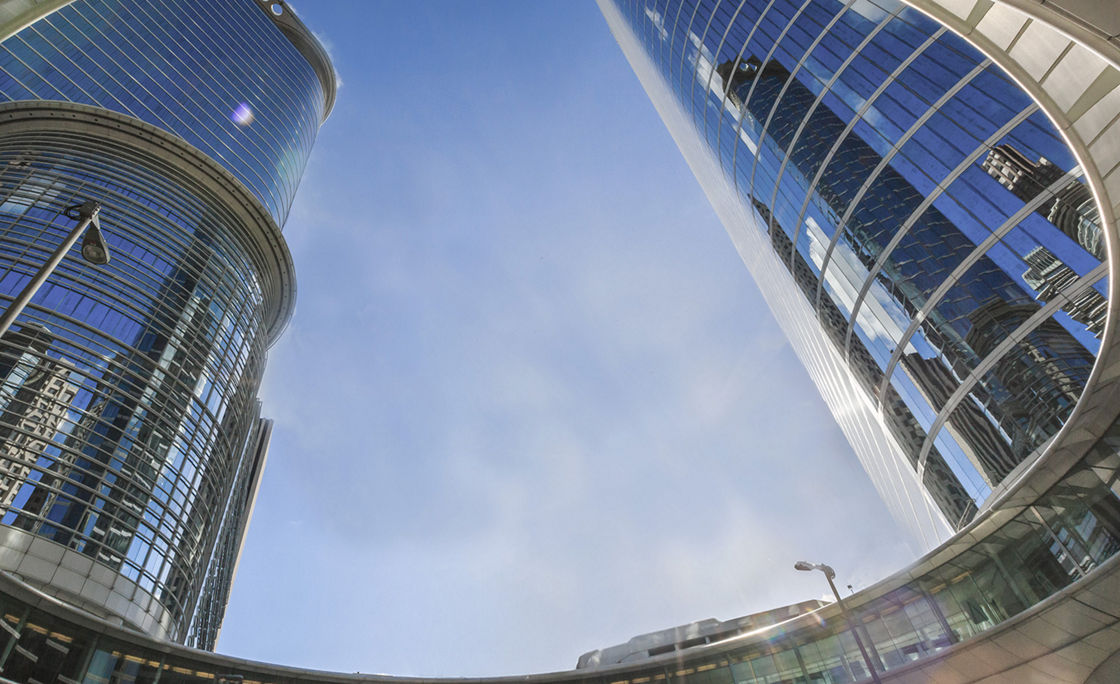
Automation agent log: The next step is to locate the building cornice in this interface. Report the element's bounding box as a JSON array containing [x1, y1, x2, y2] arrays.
[[255, 0, 339, 122], [0, 101, 297, 345], [0, 0, 74, 44]]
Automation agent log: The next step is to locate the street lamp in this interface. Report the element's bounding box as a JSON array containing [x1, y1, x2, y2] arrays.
[[0, 200, 110, 339], [795, 560, 883, 684]]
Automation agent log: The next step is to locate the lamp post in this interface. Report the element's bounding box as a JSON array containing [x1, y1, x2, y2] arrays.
[[795, 560, 883, 684], [0, 200, 110, 340]]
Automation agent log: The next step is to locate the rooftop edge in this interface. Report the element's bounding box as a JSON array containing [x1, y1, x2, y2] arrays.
[[255, 0, 339, 122]]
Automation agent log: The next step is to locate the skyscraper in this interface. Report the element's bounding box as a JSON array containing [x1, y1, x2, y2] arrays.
[[0, 0, 334, 649], [599, 0, 1111, 549], [0, 2, 1115, 682]]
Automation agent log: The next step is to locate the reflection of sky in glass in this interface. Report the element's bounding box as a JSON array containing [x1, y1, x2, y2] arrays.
[[0, 0, 324, 225], [934, 429, 991, 501], [631, 0, 1106, 528], [0, 132, 270, 634], [736, 18, 1099, 355]]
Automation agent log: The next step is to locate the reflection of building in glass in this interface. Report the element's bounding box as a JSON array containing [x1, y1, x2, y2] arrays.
[[981, 144, 1065, 208], [757, 199, 974, 522], [0, 0, 335, 650], [1022, 246, 1108, 336], [899, 352, 1015, 488], [979, 145, 1106, 334], [718, 54, 1095, 531], [0, 1, 1116, 682], [0, 325, 77, 510], [585, 1, 1120, 678], [963, 298, 1088, 456], [982, 144, 1102, 258]]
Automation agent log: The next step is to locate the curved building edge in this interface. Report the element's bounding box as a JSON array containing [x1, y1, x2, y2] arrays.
[[0, 0, 1116, 682], [0, 99, 296, 642], [0, 1, 339, 124], [0, 0, 72, 43], [0, 458, 1117, 681], [894, 0, 1120, 509], [0, 101, 298, 346], [256, 0, 340, 122], [0, 0, 331, 655]]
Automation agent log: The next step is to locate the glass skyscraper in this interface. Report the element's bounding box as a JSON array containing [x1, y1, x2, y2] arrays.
[[0, 1, 1116, 682], [0, 0, 334, 649], [599, 0, 1110, 549]]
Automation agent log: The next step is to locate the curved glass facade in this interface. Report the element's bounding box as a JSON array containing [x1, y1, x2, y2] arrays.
[[608, 0, 1107, 537], [0, 0, 326, 225], [0, 0, 330, 650], [0, 395, 1113, 681], [0, 111, 271, 643], [0, 0, 1113, 681]]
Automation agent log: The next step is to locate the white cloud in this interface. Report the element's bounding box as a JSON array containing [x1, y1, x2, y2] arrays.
[[231, 4, 919, 676]]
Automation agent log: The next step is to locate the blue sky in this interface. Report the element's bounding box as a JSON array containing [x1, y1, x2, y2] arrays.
[[217, 2, 916, 677]]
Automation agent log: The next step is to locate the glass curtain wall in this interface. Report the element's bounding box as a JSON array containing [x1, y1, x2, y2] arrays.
[[0, 0, 326, 647], [0, 123, 271, 643], [0, 413, 1115, 682], [612, 0, 1106, 532], [0, 0, 324, 225]]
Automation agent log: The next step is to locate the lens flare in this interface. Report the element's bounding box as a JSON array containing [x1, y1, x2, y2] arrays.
[[231, 102, 254, 126]]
